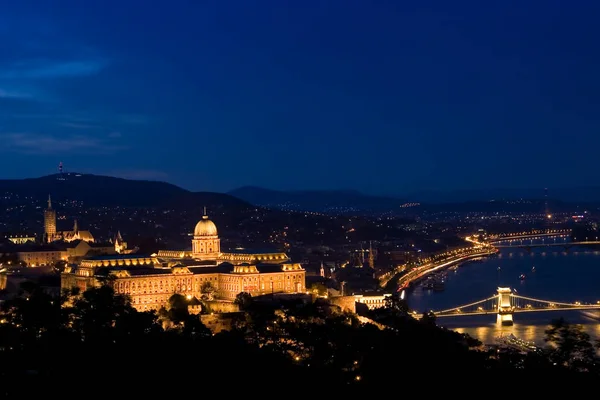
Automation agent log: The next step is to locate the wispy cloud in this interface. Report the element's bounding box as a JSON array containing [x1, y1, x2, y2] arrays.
[[60, 122, 100, 129], [0, 59, 107, 80], [0, 88, 33, 99], [108, 131, 122, 138], [0, 132, 126, 155]]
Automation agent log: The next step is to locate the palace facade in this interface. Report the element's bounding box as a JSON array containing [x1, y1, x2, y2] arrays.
[[61, 212, 305, 311]]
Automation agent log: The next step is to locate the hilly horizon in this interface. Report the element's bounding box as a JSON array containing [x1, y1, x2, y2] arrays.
[[230, 185, 600, 205], [228, 186, 407, 213], [4, 173, 600, 212], [0, 173, 249, 210]]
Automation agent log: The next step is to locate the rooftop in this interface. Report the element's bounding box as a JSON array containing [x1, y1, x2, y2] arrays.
[[95, 267, 171, 276], [188, 264, 232, 274], [85, 254, 154, 261], [225, 248, 286, 255]]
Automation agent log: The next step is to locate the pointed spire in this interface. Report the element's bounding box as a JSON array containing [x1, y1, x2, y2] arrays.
[[202, 206, 208, 220], [73, 219, 78, 232], [47, 194, 52, 209]]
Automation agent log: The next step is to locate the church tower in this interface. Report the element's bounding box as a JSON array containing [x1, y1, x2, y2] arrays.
[[44, 195, 57, 243], [191, 208, 221, 260], [114, 231, 128, 254]]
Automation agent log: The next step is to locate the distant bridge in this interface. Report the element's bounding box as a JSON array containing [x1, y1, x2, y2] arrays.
[[493, 241, 600, 250], [488, 231, 571, 243], [423, 287, 600, 325]]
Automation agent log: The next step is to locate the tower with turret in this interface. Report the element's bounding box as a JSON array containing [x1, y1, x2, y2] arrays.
[[44, 195, 57, 243]]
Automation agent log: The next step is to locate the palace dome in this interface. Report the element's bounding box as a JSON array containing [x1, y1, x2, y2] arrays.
[[194, 215, 218, 237]]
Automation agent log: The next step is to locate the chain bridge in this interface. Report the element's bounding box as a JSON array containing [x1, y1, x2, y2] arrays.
[[426, 287, 600, 325]]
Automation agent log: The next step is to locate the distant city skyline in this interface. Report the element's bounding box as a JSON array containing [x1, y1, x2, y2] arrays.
[[1, 1, 600, 194]]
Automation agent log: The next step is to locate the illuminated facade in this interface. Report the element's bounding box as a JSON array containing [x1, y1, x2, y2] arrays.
[[354, 293, 391, 310], [62, 212, 306, 311], [17, 241, 115, 267], [60, 219, 95, 243], [19, 248, 67, 266], [113, 231, 128, 254], [5, 233, 36, 244]]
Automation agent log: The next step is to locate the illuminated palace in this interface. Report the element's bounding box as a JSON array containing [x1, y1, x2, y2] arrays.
[[61, 211, 305, 311], [44, 196, 94, 243]]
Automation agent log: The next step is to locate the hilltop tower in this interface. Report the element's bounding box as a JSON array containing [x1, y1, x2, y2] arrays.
[[44, 195, 57, 243]]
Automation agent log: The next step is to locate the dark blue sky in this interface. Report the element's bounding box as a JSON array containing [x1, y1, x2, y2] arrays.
[[1, 1, 599, 195]]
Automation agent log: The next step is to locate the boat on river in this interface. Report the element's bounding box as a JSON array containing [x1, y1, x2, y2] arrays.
[[495, 334, 538, 352]]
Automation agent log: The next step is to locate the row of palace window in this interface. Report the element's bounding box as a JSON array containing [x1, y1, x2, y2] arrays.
[[114, 273, 303, 294], [132, 296, 168, 305]]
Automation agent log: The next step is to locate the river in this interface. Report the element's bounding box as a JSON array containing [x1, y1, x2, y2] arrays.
[[407, 237, 600, 346]]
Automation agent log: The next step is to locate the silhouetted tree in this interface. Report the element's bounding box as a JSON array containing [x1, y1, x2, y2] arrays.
[[200, 281, 216, 300], [309, 282, 328, 296], [545, 318, 596, 371], [421, 311, 437, 325], [167, 293, 190, 324], [234, 292, 253, 311], [384, 293, 409, 316]]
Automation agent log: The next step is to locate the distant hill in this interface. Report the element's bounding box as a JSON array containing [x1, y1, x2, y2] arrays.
[[405, 187, 600, 203], [228, 186, 406, 213], [228, 186, 598, 215], [0, 173, 249, 209]]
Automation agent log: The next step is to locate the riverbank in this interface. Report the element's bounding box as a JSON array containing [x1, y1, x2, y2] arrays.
[[395, 248, 498, 291], [381, 246, 498, 291]]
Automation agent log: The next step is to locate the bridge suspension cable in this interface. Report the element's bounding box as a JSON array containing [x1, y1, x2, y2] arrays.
[[433, 295, 498, 315], [511, 294, 597, 308], [428, 290, 600, 318]]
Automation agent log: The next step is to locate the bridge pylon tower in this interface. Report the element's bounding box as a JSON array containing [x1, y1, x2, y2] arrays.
[[497, 287, 514, 325]]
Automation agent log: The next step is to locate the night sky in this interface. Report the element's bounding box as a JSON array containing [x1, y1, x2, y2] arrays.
[[1, 1, 599, 195]]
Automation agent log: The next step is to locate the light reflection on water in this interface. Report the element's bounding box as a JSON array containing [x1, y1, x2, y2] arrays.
[[408, 239, 600, 345], [438, 311, 600, 346]]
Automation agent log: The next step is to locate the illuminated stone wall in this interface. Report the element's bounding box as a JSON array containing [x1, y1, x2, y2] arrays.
[[18, 250, 67, 267], [328, 296, 357, 313]]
